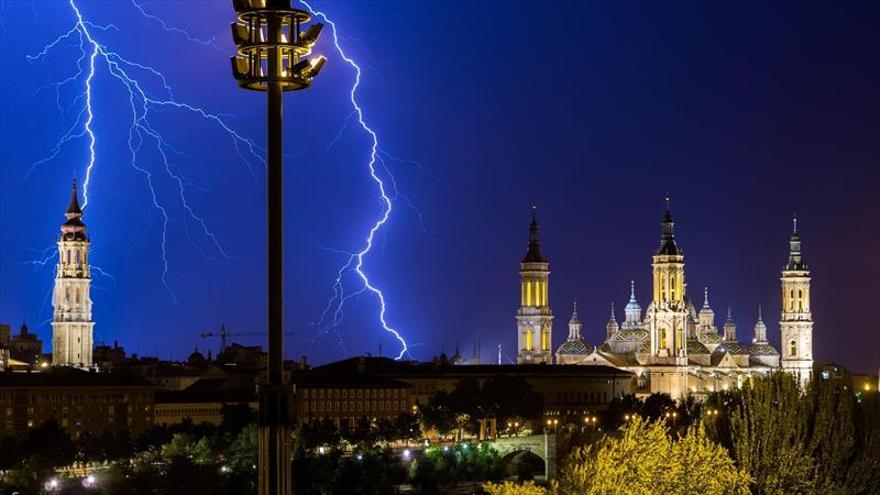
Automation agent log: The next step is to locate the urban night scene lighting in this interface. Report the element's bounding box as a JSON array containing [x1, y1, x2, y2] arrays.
[[0, 1, 878, 494]]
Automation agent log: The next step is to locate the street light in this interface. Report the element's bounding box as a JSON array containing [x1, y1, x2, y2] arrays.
[[229, 2, 325, 495]]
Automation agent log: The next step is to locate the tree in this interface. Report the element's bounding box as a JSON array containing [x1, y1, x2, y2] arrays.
[[552, 416, 749, 495], [484, 481, 547, 495], [708, 371, 880, 494]]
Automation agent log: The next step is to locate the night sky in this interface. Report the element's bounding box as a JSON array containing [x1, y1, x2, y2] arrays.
[[1, 1, 878, 372]]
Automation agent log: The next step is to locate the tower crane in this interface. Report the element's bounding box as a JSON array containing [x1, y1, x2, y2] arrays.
[[200, 323, 294, 353]]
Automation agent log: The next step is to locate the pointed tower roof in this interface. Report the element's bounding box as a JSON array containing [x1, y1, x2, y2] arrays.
[[723, 306, 737, 341], [569, 300, 582, 326], [66, 178, 83, 218], [61, 179, 87, 239], [655, 195, 681, 256], [752, 304, 768, 343], [785, 214, 807, 270], [606, 302, 620, 337], [522, 205, 547, 263]]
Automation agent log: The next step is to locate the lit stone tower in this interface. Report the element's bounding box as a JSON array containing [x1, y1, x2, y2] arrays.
[[780, 216, 813, 385], [516, 207, 553, 364], [51, 180, 94, 367], [642, 197, 689, 397], [647, 197, 688, 363]]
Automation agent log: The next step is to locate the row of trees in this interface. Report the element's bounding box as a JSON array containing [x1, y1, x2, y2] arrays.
[[485, 372, 880, 495], [420, 376, 543, 436]]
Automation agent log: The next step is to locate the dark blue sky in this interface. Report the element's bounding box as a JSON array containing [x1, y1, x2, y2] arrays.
[[1, 1, 878, 371]]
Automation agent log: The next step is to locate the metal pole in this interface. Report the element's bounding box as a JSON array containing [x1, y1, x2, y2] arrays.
[[258, 12, 293, 495]]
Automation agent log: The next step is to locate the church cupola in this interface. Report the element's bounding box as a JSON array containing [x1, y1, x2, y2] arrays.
[[606, 303, 619, 339], [568, 301, 583, 340], [698, 286, 716, 334], [623, 280, 642, 327], [752, 305, 768, 343], [723, 306, 737, 342]]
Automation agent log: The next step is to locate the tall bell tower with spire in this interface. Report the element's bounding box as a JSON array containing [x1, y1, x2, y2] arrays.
[[516, 206, 553, 364], [647, 196, 688, 364], [780, 216, 813, 385], [51, 180, 94, 367]]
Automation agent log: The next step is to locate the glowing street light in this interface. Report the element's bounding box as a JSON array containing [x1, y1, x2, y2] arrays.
[[229, 2, 325, 495]]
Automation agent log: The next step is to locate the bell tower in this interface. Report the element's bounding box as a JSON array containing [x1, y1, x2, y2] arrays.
[[516, 207, 553, 364], [647, 196, 688, 364], [51, 180, 94, 367], [780, 216, 813, 385]]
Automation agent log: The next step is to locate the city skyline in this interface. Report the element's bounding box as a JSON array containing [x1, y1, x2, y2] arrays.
[[1, 1, 878, 372]]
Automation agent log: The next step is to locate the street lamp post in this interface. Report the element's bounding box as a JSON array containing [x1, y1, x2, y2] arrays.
[[230, 1, 325, 494]]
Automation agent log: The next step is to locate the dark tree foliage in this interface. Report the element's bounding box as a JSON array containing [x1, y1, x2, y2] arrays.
[[705, 371, 880, 495]]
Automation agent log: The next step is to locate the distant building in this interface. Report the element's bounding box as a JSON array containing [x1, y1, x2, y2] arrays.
[[291, 369, 412, 430], [0, 368, 155, 439], [216, 343, 267, 369], [301, 356, 633, 428], [10, 322, 43, 365], [52, 180, 95, 368], [93, 340, 126, 368], [514, 199, 814, 398], [154, 377, 256, 426]]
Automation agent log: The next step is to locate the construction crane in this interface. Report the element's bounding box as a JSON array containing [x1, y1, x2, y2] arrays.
[[199, 323, 293, 353]]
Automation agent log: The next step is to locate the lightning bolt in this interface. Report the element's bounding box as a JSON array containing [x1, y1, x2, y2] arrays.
[[301, 1, 410, 360], [25, 0, 264, 302]]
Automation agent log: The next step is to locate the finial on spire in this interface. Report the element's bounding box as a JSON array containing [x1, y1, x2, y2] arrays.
[[727, 305, 733, 320], [704, 286, 710, 307], [610, 301, 615, 318], [572, 299, 578, 315], [757, 304, 763, 321], [523, 204, 546, 262], [793, 214, 798, 234], [629, 280, 636, 301]]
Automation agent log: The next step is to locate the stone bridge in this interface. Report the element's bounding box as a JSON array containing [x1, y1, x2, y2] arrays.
[[485, 434, 558, 479]]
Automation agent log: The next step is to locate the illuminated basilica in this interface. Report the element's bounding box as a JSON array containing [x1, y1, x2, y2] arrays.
[[515, 199, 814, 398]]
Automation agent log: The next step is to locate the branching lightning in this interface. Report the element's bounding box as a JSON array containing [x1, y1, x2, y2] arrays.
[[302, 1, 410, 360], [25, 0, 264, 302]]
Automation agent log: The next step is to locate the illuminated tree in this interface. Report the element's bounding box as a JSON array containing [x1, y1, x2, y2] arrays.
[[483, 481, 547, 495], [552, 416, 749, 495]]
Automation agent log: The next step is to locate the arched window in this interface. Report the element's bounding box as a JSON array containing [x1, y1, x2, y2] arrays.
[[659, 329, 667, 349], [66, 250, 71, 264], [75, 251, 80, 264], [541, 327, 549, 351], [526, 282, 532, 307], [525, 328, 534, 351], [65, 287, 71, 303], [798, 289, 804, 311], [789, 289, 795, 311], [75, 288, 81, 304], [790, 340, 797, 357]]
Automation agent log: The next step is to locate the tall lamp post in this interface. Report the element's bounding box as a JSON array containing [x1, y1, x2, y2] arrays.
[[230, 1, 325, 494]]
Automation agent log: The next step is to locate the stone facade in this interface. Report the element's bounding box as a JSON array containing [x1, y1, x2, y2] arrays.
[[51, 180, 94, 368]]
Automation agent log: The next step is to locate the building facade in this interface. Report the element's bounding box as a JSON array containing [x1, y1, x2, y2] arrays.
[[540, 198, 814, 397], [52, 180, 94, 367], [0, 368, 155, 439]]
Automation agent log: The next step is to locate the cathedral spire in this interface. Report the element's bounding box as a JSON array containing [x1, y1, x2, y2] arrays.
[[66, 178, 83, 218], [786, 214, 806, 270], [523, 205, 546, 263], [656, 195, 680, 255], [61, 179, 87, 239], [753, 304, 768, 343], [703, 286, 710, 309], [606, 302, 619, 339], [568, 300, 582, 340], [723, 306, 737, 342]]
